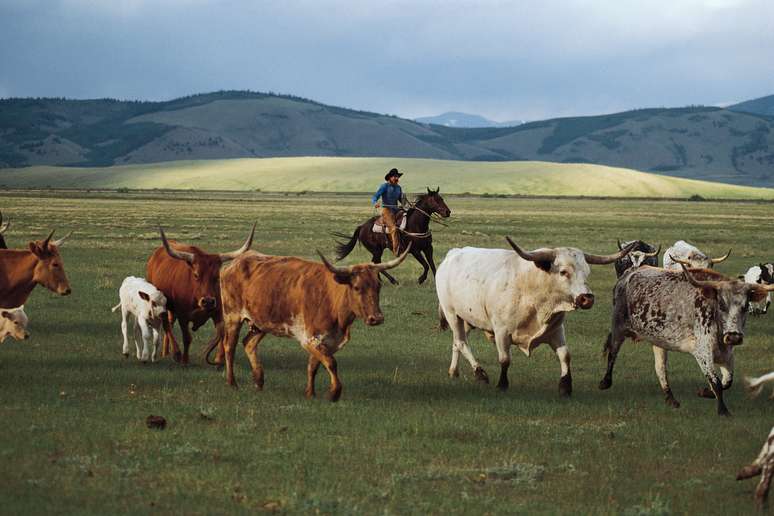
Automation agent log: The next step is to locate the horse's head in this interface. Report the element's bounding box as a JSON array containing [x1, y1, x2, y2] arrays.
[[419, 187, 451, 218]]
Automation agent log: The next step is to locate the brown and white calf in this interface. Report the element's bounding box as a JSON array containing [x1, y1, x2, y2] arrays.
[[0, 306, 29, 342], [111, 276, 168, 362], [737, 373, 774, 508], [208, 247, 410, 401]]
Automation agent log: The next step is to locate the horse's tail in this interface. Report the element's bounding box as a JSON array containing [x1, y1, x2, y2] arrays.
[[332, 226, 360, 261]]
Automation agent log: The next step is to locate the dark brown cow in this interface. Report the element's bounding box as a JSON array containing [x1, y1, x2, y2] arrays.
[[210, 246, 410, 401], [0, 230, 72, 308], [145, 224, 255, 364]]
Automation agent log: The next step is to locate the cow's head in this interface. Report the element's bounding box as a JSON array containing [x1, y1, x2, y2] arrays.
[[0, 210, 9, 249], [138, 290, 168, 322], [617, 239, 660, 269], [159, 224, 255, 312], [507, 237, 636, 310], [759, 263, 774, 284], [318, 244, 411, 326], [672, 247, 731, 269], [29, 230, 72, 296], [680, 264, 774, 346], [0, 306, 29, 342], [419, 187, 451, 218]]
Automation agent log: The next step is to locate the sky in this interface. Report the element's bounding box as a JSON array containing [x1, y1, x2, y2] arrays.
[[1, 0, 773, 122]]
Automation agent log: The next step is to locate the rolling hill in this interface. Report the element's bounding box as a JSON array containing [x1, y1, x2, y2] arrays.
[[1, 91, 774, 187], [2, 157, 772, 199]]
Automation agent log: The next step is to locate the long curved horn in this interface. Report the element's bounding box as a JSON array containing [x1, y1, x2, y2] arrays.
[[52, 231, 72, 247], [159, 227, 194, 263], [318, 250, 353, 276], [644, 244, 661, 258], [219, 222, 256, 261], [0, 211, 9, 234], [42, 229, 55, 249], [669, 254, 693, 267], [617, 239, 624, 251], [710, 248, 732, 264], [373, 243, 412, 272], [584, 241, 637, 265], [505, 237, 556, 263], [679, 263, 722, 289]]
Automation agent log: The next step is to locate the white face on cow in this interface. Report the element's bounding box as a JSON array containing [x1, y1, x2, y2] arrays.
[[628, 251, 649, 268], [552, 249, 594, 310], [0, 306, 29, 342], [138, 290, 167, 321]]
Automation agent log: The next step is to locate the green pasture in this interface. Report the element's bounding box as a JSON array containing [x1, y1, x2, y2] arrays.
[[1, 191, 773, 515], [3, 156, 774, 199]]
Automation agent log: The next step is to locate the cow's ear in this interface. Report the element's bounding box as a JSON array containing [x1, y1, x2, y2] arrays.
[[333, 272, 352, 285], [28, 242, 42, 256], [749, 287, 768, 303], [1, 311, 10, 320], [535, 260, 552, 272], [139, 291, 150, 301]]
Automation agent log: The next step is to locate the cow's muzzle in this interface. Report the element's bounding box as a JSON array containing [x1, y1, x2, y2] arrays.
[[575, 293, 595, 310], [365, 314, 384, 326], [199, 297, 217, 311], [723, 332, 744, 346], [59, 287, 71, 296]]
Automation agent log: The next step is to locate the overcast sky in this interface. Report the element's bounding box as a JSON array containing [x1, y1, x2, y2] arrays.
[[1, 0, 773, 121]]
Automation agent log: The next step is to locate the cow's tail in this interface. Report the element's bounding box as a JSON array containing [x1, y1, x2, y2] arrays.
[[111, 303, 121, 313], [438, 304, 449, 331], [744, 371, 774, 398], [203, 321, 224, 366], [332, 227, 360, 261]]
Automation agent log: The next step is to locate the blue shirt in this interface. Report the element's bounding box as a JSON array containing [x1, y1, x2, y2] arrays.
[[371, 183, 403, 212]]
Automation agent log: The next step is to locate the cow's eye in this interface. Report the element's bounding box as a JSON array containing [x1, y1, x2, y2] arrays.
[[560, 270, 570, 277]]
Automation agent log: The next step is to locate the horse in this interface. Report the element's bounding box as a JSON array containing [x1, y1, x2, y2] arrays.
[[333, 187, 451, 285]]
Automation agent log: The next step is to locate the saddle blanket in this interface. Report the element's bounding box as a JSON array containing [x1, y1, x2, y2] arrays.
[[372, 212, 407, 234]]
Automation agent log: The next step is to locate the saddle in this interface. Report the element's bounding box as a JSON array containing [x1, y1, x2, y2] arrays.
[[372, 210, 407, 234]]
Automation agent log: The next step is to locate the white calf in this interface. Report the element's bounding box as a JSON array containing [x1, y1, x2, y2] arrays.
[[111, 277, 167, 362], [0, 306, 29, 342]]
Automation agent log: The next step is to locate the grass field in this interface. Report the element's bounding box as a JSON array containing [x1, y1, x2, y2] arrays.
[[3, 157, 774, 199], [1, 190, 773, 514]]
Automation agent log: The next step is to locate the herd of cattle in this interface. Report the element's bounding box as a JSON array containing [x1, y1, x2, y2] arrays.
[[1, 210, 774, 505]]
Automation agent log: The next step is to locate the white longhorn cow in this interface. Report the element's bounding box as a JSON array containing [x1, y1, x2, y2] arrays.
[[662, 240, 730, 270], [436, 237, 634, 395]]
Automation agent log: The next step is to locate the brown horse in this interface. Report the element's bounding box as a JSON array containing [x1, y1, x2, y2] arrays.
[[334, 188, 451, 284]]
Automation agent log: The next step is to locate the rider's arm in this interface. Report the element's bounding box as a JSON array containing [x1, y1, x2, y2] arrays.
[[371, 183, 386, 206]]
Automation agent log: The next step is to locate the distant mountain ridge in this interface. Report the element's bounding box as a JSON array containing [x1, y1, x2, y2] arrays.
[[415, 111, 524, 128], [2, 90, 774, 187], [729, 94, 774, 117]]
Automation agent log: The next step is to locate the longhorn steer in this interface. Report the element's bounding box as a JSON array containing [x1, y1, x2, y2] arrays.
[[741, 263, 774, 314], [145, 224, 255, 364], [662, 240, 730, 270], [0, 230, 72, 308], [614, 239, 660, 278], [599, 264, 773, 416], [211, 246, 410, 401], [436, 237, 634, 395]]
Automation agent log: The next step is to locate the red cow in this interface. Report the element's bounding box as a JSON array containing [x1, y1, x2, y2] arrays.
[[0, 230, 72, 308], [210, 246, 410, 401], [145, 224, 255, 364]]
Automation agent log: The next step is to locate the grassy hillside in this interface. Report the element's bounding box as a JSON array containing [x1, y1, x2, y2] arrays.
[[730, 94, 774, 117], [2, 157, 773, 199], [3, 91, 774, 188]]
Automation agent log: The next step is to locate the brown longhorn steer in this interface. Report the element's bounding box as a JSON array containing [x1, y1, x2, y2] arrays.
[[211, 245, 410, 401], [0, 230, 72, 308], [145, 224, 255, 364]]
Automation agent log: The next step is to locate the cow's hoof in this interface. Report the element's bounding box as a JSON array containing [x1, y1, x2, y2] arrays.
[[697, 387, 716, 399], [122, 353, 129, 359], [496, 380, 509, 391], [559, 374, 572, 397], [304, 389, 316, 399], [448, 368, 460, 378], [474, 367, 489, 384], [228, 381, 239, 390], [719, 408, 732, 418], [327, 389, 342, 402], [665, 397, 681, 409], [598, 377, 612, 390], [173, 352, 183, 363], [418, 277, 427, 285]]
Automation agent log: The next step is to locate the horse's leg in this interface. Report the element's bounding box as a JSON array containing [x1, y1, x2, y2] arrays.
[[423, 245, 437, 277], [364, 230, 399, 285], [412, 248, 431, 285]]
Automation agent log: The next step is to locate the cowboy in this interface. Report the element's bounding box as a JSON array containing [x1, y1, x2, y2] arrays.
[[372, 168, 407, 255]]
